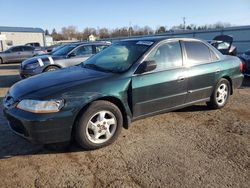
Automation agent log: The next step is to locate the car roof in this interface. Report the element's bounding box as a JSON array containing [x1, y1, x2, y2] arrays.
[[120, 36, 204, 43], [10, 45, 34, 48], [71, 41, 111, 46]]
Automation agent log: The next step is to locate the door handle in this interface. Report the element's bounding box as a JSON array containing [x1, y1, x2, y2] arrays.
[[178, 76, 185, 82], [215, 69, 220, 74]]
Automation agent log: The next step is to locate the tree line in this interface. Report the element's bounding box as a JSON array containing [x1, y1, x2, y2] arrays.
[[45, 22, 231, 41]]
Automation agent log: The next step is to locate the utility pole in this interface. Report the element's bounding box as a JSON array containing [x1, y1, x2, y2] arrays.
[[129, 21, 132, 37], [182, 17, 186, 30]]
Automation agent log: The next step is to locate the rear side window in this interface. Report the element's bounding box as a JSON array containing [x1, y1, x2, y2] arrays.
[[184, 41, 211, 65]]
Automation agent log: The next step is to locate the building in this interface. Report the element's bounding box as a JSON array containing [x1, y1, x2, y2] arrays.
[[45, 35, 53, 46], [0, 26, 45, 51], [88, 34, 96, 41]]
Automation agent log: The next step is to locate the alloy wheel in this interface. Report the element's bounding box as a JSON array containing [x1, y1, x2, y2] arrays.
[[86, 110, 117, 144]]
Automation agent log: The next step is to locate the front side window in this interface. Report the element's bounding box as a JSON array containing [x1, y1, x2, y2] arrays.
[[83, 41, 152, 73], [146, 41, 183, 71], [73, 45, 93, 56], [11, 47, 23, 52], [184, 41, 211, 65], [22, 46, 34, 51]]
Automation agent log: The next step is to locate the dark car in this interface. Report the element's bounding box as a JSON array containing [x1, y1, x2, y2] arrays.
[[209, 35, 237, 56], [0, 45, 37, 64], [239, 49, 250, 76], [3, 37, 243, 150], [19, 41, 111, 78]]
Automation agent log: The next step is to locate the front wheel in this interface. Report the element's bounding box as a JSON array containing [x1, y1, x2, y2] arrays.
[[44, 65, 59, 72], [0, 58, 3, 64], [207, 78, 230, 109], [75, 100, 123, 150]]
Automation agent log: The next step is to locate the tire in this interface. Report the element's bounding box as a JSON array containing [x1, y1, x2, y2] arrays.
[[75, 100, 123, 150], [0, 57, 3, 64], [44, 65, 59, 72], [207, 78, 230, 109]]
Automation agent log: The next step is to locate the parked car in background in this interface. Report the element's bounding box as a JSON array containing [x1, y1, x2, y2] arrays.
[[0, 45, 39, 64], [209, 35, 237, 56], [25, 42, 41, 49], [3, 37, 243, 150], [20, 41, 111, 78], [239, 49, 250, 76]]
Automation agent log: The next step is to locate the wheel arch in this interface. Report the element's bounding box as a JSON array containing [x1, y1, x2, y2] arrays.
[[0, 56, 3, 63], [73, 96, 130, 132], [43, 64, 62, 72], [221, 76, 233, 95]]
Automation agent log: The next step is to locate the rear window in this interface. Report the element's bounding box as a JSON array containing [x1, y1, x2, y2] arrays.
[[184, 41, 211, 65]]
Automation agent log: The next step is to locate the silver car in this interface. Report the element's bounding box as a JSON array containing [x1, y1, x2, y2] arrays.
[[20, 41, 111, 78], [0, 45, 39, 64]]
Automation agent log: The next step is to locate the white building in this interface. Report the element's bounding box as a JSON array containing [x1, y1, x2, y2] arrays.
[[0, 26, 45, 51]]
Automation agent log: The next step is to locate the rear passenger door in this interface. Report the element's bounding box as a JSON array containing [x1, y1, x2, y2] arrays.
[[132, 41, 188, 118], [183, 40, 220, 103], [67, 45, 93, 66]]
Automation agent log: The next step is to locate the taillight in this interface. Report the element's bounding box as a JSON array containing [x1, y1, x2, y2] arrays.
[[240, 60, 244, 72]]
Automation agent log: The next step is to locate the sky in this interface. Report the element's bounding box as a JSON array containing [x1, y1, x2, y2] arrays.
[[0, 0, 249, 32]]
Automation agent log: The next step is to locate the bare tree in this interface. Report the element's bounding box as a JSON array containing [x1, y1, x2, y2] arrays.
[[61, 26, 78, 40]]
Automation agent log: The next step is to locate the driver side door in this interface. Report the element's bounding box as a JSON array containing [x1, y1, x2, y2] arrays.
[[131, 41, 188, 118]]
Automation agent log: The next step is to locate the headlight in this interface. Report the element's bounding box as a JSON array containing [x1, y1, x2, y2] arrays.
[[25, 62, 40, 70], [17, 99, 64, 113]]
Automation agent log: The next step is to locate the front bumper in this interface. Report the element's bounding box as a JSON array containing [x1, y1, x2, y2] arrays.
[[232, 74, 244, 89], [19, 66, 44, 79], [3, 107, 74, 144]]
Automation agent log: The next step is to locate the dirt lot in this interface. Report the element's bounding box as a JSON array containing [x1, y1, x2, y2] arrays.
[[0, 63, 249, 188]]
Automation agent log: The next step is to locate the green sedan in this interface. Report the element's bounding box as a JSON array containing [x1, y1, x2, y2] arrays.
[[3, 36, 244, 150]]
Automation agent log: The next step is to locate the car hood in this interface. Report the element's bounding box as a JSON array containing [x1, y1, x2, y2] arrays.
[[9, 66, 113, 99], [22, 54, 65, 66]]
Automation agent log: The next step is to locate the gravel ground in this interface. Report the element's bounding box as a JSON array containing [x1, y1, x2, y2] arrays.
[[0, 63, 249, 188]]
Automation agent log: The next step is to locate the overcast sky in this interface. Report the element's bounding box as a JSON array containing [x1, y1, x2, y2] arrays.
[[0, 0, 249, 31]]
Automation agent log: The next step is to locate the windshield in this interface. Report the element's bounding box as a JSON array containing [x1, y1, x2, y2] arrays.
[[83, 41, 153, 73], [52, 44, 77, 56]]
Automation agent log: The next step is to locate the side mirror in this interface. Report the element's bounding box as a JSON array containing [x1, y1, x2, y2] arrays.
[[135, 60, 157, 74], [68, 52, 76, 58]]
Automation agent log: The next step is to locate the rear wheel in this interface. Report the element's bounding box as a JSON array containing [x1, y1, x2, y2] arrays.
[[207, 78, 230, 109], [44, 65, 59, 72], [75, 100, 123, 150], [0, 58, 3, 64]]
